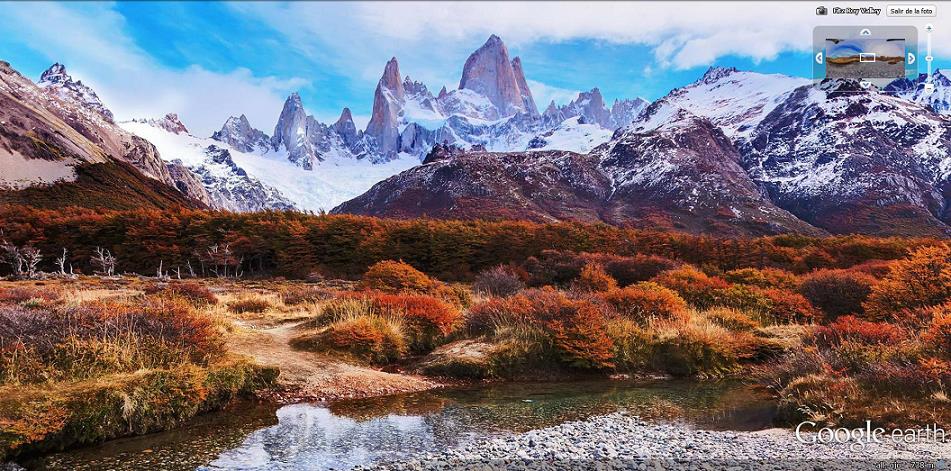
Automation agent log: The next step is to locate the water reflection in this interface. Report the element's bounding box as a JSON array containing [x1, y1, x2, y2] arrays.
[[26, 380, 777, 471]]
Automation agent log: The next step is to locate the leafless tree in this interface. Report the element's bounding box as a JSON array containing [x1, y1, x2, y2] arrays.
[[156, 260, 170, 281], [92, 247, 116, 276], [20, 246, 41, 279], [56, 248, 68, 275], [0, 237, 24, 277], [198, 244, 241, 278]]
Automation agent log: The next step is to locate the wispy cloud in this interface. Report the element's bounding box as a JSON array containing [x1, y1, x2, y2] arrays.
[[526, 80, 582, 107], [0, 2, 304, 136]]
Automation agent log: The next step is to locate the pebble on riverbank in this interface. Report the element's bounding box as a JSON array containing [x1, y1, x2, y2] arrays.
[[362, 412, 951, 471]]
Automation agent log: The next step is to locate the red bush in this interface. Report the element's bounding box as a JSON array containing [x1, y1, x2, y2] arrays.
[[361, 260, 439, 293], [864, 244, 951, 321], [546, 302, 615, 370], [922, 308, 951, 357], [813, 316, 905, 346], [143, 282, 217, 306], [723, 268, 797, 289], [571, 264, 618, 292], [761, 288, 820, 324], [601, 282, 688, 323], [797, 269, 875, 321], [598, 254, 681, 286], [653, 266, 729, 308], [0, 287, 60, 304]]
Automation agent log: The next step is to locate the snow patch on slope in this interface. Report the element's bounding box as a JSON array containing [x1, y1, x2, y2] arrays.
[[121, 121, 417, 212]]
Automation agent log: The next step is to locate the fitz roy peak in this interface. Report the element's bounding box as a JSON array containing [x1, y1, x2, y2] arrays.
[[458, 34, 538, 117]]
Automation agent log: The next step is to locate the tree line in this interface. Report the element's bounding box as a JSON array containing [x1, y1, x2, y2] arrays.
[[0, 205, 939, 280]]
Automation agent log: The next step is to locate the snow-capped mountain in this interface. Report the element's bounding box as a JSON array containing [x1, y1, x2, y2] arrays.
[[335, 66, 951, 237], [211, 114, 270, 153], [886, 69, 951, 115], [131, 34, 643, 211], [0, 61, 201, 209], [121, 119, 417, 212], [741, 78, 951, 236], [38, 63, 115, 123]]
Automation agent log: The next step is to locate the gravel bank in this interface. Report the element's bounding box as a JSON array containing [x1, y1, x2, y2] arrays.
[[367, 412, 951, 470]]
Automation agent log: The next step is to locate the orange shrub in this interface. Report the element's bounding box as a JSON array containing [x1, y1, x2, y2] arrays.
[[318, 316, 406, 365], [813, 316, 905, 346], [864, 245, 951, 321], [653, 266, 729, 309], [798, 270, 876, 321], [922, 308, 951, 357], [723, 268, 798, 289], [572, 264, 618, 292], [465, 295, 535, 335], [545, 302, 615, 370], [848, 260, 895, 278], [601, 282, 688, 323], [361, 260, 438, 293], [144, 282, 217, 306], [761, 288, 820, 324], [0, 287, 60, 304], [346, 292, 462, 352]]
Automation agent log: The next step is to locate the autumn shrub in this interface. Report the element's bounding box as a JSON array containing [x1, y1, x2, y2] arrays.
[[472, 265, 525, 297], [594, 253, 681, 286], [723, 267, 798, 289], [361, 260, 438, 293], [653, 266, 729, 309], [716, 285, 817, 324], [864, 244, 951, 322], [143, 282, 217, 306], [650, 317, 738, 377], [922, 309, 951, 357], [0, 287, 61, 305], [571, 263, 618, 293], [703, 307, 761, 332], [465, 295, 536, 336], [228, 297, 272, 314], [545, 301, 615, 370], [847, 259, 894, 278], [604, 317, 654, 371], [0, 298, 223, 384], [813, 316, 905, 346], [601, 282, 688, 324], [281, 286, 335, 306], [797, 269, 876, 321], [521, 250, 586, 286], [760, 289, 820, 324], [292, 314, 406, 365], [368, 293, 461, 352], [465, 288, 614, 370]]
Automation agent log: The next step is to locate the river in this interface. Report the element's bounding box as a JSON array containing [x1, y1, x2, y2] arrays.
[[24, 379, 777, 470]]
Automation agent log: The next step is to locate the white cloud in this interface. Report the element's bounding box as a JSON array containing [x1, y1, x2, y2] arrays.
[[235, 2, 951, 71], [0, 2, 304, 137], [526, 80, 581, 107]]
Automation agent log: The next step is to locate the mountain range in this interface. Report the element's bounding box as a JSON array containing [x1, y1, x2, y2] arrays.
[[2, 34, 951, 237]]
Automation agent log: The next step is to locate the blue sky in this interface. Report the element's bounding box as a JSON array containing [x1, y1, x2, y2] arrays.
[[0, 2, 945, 136]]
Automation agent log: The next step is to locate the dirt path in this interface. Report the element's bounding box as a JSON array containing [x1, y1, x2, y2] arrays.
[[227, 319, 441, 403]]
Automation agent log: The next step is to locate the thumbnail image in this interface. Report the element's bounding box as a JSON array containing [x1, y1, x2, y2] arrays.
[[825, 38, 905, 79]]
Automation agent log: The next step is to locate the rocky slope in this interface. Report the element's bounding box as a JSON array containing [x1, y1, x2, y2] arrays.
[[0, 61, 203, 209], [336, 67, 951, 237]]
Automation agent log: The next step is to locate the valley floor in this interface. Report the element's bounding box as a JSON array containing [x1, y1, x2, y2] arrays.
[[227, 317, 440, 402]]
